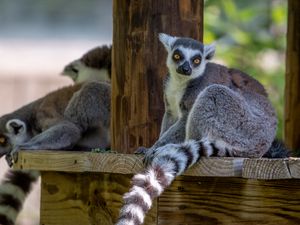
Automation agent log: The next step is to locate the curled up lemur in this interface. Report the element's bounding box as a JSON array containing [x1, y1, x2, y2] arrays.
[[115, 33, 289, 225], [0, 45, 112, 225]]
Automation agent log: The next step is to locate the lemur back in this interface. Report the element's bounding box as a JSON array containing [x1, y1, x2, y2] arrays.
[[115, 33, 289, 225]]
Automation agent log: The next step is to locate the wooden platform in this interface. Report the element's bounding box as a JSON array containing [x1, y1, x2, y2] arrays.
[[14, 151, 300, 225]]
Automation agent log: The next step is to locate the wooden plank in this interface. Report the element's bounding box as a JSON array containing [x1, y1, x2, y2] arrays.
[[15, 151, 143, 173], [288, 158, 300, 178], [186, 157, 244, 177], [14, 151, 300, 179], [158, 177, 300, 225], [111, 0, 204, 153], [243, 158, 292, 179], [14, 151, 243, 177], [40, 172, 157, 225], [285, 0, 300, 151]]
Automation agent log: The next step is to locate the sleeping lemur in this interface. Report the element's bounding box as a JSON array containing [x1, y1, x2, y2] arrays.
[[0, 81, 111, 225], [62, 45, 111, 83], [115, 33, 290, 225], [0, 45, 112, 225]]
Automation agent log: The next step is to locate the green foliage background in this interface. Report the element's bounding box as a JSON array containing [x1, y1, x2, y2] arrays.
[[204, 0, 287, 138]]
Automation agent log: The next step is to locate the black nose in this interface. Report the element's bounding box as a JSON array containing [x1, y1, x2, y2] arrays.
[[176, 61, 192, 76]]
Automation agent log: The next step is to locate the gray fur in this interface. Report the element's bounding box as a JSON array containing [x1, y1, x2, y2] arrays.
[[143, 33, 278, 163], [0, 81, 111, 162], [115, 34, 287, 225], [0, 81, 111, 225]]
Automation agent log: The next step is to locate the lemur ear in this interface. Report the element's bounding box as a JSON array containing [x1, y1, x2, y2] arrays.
[[204, 43, 216, 60], [6, 119, 26, 135], [158, 33, 177, 52]]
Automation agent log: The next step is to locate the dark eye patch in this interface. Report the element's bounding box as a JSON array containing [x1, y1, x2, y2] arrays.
[[71, 67, 79, 73], [172, 49, 184, 62], [191, 54, 202, 66]]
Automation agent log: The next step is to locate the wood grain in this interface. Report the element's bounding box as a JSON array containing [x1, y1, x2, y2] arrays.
[[288, 157, 300, 178], [242, 158, 292, 179], [40, 172, 157, 225], [111, 0, 204, 153], [13, 151, 300, 179], [285, 0, 300, 152], [159, 177, 300, 225]]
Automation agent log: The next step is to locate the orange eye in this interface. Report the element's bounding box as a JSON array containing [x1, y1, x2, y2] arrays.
[[173, 54, 181, 60], [193, 58, 201, 64], [0, 136, 6, 145]]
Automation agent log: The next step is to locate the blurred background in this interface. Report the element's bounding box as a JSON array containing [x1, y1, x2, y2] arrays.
[[0, 0, 286, 224], [0, 0, 112, 224]]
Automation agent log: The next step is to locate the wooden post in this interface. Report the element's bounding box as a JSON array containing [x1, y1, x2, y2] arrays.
[[111, 0, 204, 153], [285, 0, 300, 151]]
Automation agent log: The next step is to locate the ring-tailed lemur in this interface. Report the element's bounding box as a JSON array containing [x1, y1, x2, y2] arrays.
[[115, 33, 289, 225], [0, 81, 111, 225], [62, 45, 111, 83]]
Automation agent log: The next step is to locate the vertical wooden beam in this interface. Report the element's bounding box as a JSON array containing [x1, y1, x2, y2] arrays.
[[285, 0, 300, 151], [112, 0, 204, 153]]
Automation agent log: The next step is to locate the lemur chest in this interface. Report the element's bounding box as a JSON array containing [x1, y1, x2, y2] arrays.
[[165, 79, 187, 118]]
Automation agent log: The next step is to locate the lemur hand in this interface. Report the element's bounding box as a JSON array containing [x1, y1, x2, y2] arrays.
[[6, 146, 20, 166]]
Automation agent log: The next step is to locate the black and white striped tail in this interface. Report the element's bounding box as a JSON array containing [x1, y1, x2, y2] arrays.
[[0, 170, 40, 225], [115, 139, 217, 225]]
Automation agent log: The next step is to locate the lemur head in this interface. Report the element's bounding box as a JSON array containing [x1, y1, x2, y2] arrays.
[[62, 45, 112, 83], [0, 119, 31, 158], [159, 33, 215, 80]]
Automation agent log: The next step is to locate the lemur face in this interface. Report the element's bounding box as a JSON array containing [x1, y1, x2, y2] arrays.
[[0, 119, 31, 158], [159, 33, 215, 79], [170, 47, 204, 77]]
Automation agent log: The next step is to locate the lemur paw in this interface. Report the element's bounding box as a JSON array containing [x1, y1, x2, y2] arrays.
[[135, 146, 149, 154], [6, 147, 20, 166]]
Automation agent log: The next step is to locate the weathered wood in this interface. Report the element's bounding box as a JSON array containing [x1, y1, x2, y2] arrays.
[[159, 177, 300, 225], [40, 172, 157, 225], [243, 158, 292, 179], [13, 151, 300, 179], [285, 0, 300, 151], [288, 157, 300, 178], [39, 173, 300, 225], [14, 151, 243, 177], [111, 0, 204, 153]]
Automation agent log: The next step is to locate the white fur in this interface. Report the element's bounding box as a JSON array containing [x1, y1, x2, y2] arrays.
[[124, 186, 152, 209], [204, 43, 216, 59], [5, 119, 30, 146], [146, 170, 163, 195], [6, 119, 26, 134], [122, 204, 144, 224], [158, 33, 177, 51], [133, 173, 147, 182], [116, 219, 135, 225], [165, 77, 188, 118], [77, 67, 110, 83], [62, 60, 110, 83]]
